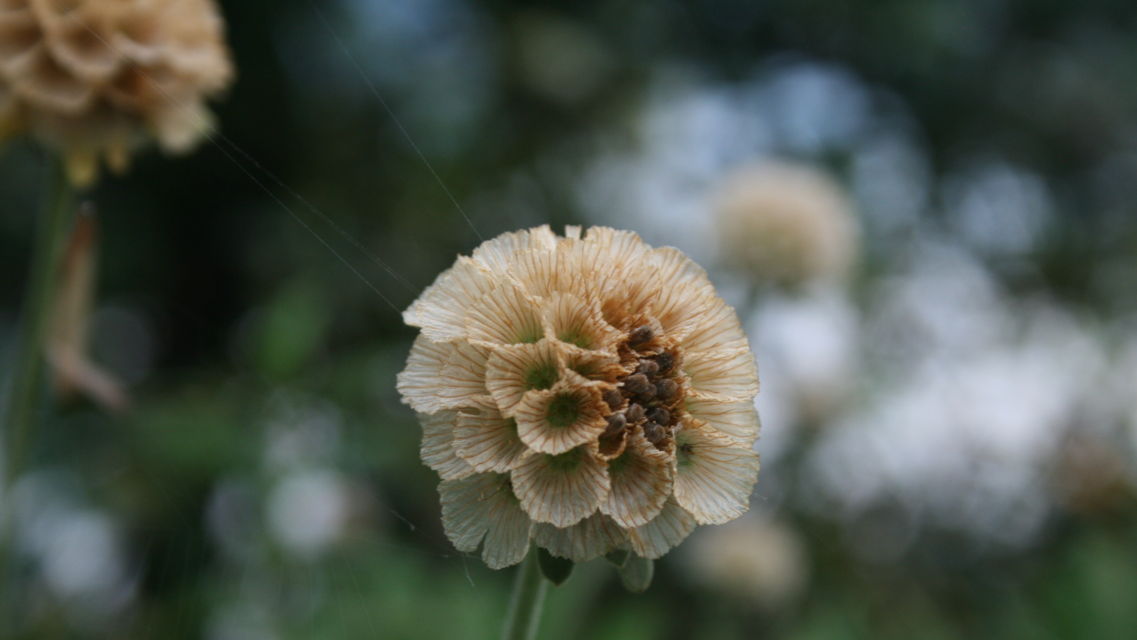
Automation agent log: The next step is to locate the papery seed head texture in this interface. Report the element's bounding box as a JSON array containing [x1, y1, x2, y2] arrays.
[[397, 225, 761, 569], [714, 161, 858, 288], [0, 0, 233, 186]]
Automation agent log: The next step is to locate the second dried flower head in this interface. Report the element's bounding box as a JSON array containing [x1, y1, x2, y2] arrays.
[[714, 161, 858, 289], [0, 0, 233, 185], [398, 225, 761, 569]]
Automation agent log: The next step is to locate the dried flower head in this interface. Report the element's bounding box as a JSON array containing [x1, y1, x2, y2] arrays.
[[398, 225, 760, 569], [714, 161, 858, 288], [0, 0, 234, 186], [684, 514, 808, 610]]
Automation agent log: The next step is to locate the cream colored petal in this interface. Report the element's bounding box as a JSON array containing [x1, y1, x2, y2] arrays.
[[12, 44, 94, 114], [403, 257, 500, 341], [508, 245, 584, 298], [559, 345, 625, 383], [597, 428, 628, 461], [420, 411, 476, 481], [682, 346, 759, 402], [46, 19, 119, 83], [484, 339, 562, 416], [439, 340, 492, 408], [675, 296, 750, 354], [581, 226, 652, 263], [601, 431, 673, 528], [627, 498, 697, 559], [649, 278, 719, 336], [533, 513, 626, 562], [673, 420, 760, 525], [453, 405, 527, 473], [465, 281, 545, 345], [511, 445, 610, 527], [650, 246, 711, 287], [397, 335, 490, 414], [685, 398, 761, 445], [150, 100, 213, 153], [543, 292, 622, 351], [470, 224, 557, 273], [514, 377, 607, 455], [0, 10, 40, 68], [439, 473, 533, 569]]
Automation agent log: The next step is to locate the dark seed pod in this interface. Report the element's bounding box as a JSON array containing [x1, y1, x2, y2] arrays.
[[624, 374, 653, 395], [636, 359, 660, 377], [654, 378, 678, 401], [602, 388, 623, 411], [625, 403, 646, 423], [628, 325, 654, 347], [643, 422, 664, 443], [604, 413, 627, 437], [654, 352, 675, 374], [647, 407, 671, 426]]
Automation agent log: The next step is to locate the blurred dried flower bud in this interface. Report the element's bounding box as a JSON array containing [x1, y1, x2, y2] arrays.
[[685, 514, 808, 611], [714, 161, 859, 289], [0, 0, 234, 186]]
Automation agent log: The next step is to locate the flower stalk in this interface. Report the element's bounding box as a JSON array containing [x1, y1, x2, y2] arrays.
[[4, 157, 74, 482], [501, 546, 549, 640]]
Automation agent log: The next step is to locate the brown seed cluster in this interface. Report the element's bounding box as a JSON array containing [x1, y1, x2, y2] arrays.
[[601, 326, 683, 452]]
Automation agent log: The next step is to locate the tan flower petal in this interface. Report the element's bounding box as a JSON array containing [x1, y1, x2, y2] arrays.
[[581, 227, 654, 267], [511, 445, 610, 527], [508, 245, 585, 298], [627, 498, 697, 559], [453, 405, 527, 473], [559, 345, 625, 383], [533, 513, 626, 562], [404, 257, 499, 341], [649, 246, 711, 287], [601, 431, 673, 528], [397, 335, 490, 413], [465, 281, 546, 345], [514, 377, 608, 455], [470, 224, 558, 273], [650, 279, 718, 336], [420, 411, 475, 481], [685, 398, 761, 445], [676, 296, 750, 354], [439, 341, 492, 408], [484, 339, 562, 416], [543, 292, 622, 351], [682, 346, 759, 401], [673, 420, 760, 525], [397, 335, 453, 413], [439, 473, 533, 569]]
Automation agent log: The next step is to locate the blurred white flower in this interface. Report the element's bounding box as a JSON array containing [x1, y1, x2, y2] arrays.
[[267, 469, 350, 558], [10, 472, 134, 623], [684, 514, 808, 611], [262, 393, 342, 471], [714, 162, 859, 288], [752, 289, 859, 429], [805, 245, 1112, 547], [576, 61, 873, 268]]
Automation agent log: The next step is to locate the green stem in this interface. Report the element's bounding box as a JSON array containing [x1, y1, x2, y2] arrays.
[[501, 547, 549, 640], [0, 157, 72, 635], [4, 157, 73, 481]]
